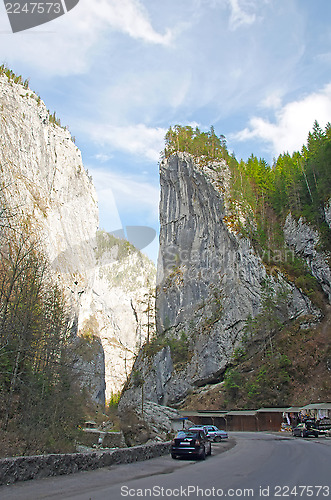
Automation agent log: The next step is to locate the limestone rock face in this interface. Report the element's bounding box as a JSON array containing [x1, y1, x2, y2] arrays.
[[325, 199, 331, 229], [80, 233, 156, 398], [0, 74, 155, 404], [119, 153, 318, 414], [0, 75, 98, 272], [120, 400, 183, 446], [284, 213, 331, 302]]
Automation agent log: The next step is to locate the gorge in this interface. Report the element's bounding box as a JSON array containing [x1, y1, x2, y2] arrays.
[[1, 71, 330, 453], [119, 127, 331, 443]]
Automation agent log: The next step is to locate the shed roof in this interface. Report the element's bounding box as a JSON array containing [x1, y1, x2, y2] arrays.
[[256, 408, 289, 413], [301, 402, 331, 410], [226, 410, 257, 416], [179, 410, 228, 417]]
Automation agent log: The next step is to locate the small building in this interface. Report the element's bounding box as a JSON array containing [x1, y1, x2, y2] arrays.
[[180, 410, 227, 430], [255, 408, 288, 431], [171, 417, 190, 432], [284, 406, 302, 427], [179, 404, 331, 433], [300, 403, 331, 420], [225, 411, 258, 431]]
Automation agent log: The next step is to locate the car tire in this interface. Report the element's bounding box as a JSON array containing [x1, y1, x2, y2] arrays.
[[208, 444, 212, 456], [171, 454, 177, 459], [200, 447, 206, 460], [215, 436, 222, 442]]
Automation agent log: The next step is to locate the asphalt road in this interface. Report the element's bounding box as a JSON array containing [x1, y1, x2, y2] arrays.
[[1, 433, 331, 500]]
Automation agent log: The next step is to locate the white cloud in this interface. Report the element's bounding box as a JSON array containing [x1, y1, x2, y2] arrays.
[[88, 123, 167, 162], [233, 83, 331, 156], [98, 0, 173, 45], [94, 153, 113, 163], [260, 90, 284, 110], [0, 0, 174, 75], [227, 0, 256, 30]]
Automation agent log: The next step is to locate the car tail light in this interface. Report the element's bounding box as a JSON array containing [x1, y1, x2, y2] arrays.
[[195, 440, 201, 446]]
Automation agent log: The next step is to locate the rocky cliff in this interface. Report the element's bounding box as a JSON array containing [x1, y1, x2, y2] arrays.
[[0, 72, 155, 404], [284, 213, 331, 302], [119, 153, 322, 422]]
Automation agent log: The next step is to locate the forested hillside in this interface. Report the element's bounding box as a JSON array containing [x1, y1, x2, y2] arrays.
[[164, 121, 331, 230], [163, 122, 331, 410], [164, 122, 330, 300], [0, 196, 86, 456]]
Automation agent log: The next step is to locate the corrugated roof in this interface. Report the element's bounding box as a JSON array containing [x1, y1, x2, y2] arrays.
[[256, 408, 289, 413], [301, 402, 331, 410], [179, 411, 228, 417], [226, 411, 257, 416], [179, 403, 331, 417]]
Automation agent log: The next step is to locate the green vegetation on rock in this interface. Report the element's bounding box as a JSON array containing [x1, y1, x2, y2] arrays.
[[0, 195, 85, 457]]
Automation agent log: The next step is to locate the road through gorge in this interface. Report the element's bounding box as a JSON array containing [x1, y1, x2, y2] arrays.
[[1, 433, 331, 500]]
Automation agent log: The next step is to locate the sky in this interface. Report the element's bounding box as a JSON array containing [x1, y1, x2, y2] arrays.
[[1, 0, 331, 263]]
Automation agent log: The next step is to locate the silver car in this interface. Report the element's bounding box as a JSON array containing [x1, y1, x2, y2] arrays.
[[188, 425, 228, 442]]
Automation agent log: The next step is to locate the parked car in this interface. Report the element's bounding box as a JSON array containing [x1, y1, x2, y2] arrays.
[[188, 425, 228, 442], [201, 425, 228, 441], [171, 429, 211, 460], [292, 422, 319, 438]]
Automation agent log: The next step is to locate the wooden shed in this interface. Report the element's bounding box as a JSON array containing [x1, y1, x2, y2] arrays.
[[225, 410, 258, 431], [255, 408, 288, 431]]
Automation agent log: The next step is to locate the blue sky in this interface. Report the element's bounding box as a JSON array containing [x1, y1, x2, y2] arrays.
[[1, 0, 331, 263]]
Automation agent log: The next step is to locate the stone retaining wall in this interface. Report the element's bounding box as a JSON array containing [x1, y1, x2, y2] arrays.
[[0, 441, 171, 486], [79, 430, 127, 448]]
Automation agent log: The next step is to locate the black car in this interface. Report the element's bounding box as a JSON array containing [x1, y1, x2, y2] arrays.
[[171, 429, 212, 460], [292, 422, 319, 438]]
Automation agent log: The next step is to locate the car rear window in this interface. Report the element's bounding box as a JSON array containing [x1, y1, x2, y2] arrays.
[[181, 431, 199, 438]]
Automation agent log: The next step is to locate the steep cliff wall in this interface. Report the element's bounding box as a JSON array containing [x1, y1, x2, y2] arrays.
[[79, 232, 156, 397], [119, 153, 319, 416], [0, 73, 155, 403], [284, 213, 331, 302]]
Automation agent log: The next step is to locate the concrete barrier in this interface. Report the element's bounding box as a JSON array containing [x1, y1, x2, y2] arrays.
[[0, 441, 171, 486]]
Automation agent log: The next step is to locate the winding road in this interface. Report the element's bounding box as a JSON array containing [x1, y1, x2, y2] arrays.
[[1, 433, 331, 499]]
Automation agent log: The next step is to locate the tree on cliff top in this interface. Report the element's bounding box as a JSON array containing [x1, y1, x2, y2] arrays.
[[164, 125, 229, 161]]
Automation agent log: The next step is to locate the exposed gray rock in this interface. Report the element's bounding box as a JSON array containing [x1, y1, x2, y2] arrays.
[[79, 233, 156, 398], [118, 397, 184, 446], [120, 153, 319, 418], [71, 336, 106, 407], [325, 199, 331, 229], [0, 74, 155, 404], [284, 213, 331, 302]]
